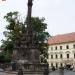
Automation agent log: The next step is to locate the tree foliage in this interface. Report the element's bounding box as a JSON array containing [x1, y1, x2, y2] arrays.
[[31, 17, 50, 63], [1, 12, 50, 63], [1, 12, 21, 63]]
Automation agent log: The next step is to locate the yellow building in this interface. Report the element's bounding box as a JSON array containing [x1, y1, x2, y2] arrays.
[[48, 32, 75, 68]]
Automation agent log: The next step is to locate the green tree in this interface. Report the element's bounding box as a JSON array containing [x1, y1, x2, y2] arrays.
[[31, 17, 50, 63], [1, 12, 50, 63], [1, 12, 21, 63]]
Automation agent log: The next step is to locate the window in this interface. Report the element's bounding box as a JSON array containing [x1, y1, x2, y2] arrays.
[[56, 63, 58, 68], [55, 54, 58, 59], [51, 55, 53, 59], [60, 46, 62, 50], [67, 54, 69, 58], [60, 63, 62, 67], [60, 54, 62, 58], [73, 45, 75, 48], [74, 53, 75, 58], [51, 63, 53, 67], [55, 46, 57, 50], [51, 47, 53, 50], [66, 45, 69, 49]]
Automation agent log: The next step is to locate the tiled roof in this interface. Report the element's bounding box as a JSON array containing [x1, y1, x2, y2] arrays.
[[48, 32, 75, 45]]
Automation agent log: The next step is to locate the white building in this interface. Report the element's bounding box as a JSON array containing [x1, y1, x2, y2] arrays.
[[48, 32, 75, 68]]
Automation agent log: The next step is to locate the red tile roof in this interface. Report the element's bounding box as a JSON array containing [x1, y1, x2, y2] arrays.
[[48, 32, 75, 45]]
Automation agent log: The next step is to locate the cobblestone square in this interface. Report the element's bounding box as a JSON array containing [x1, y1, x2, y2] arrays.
[[49, 70, 75, 75]]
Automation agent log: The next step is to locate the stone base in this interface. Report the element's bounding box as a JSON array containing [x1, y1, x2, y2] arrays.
[[5, 71, 44, 75], [4, 63, 49, 75]]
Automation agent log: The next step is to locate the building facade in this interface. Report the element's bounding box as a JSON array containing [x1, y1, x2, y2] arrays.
[[48, 32, 75, 68]]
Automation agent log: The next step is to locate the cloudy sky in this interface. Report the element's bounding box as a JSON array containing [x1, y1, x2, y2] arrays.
[[0, 0, 75, 44]]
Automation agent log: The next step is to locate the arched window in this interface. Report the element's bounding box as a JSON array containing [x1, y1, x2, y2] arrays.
[[67, 54, 69, 58]]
